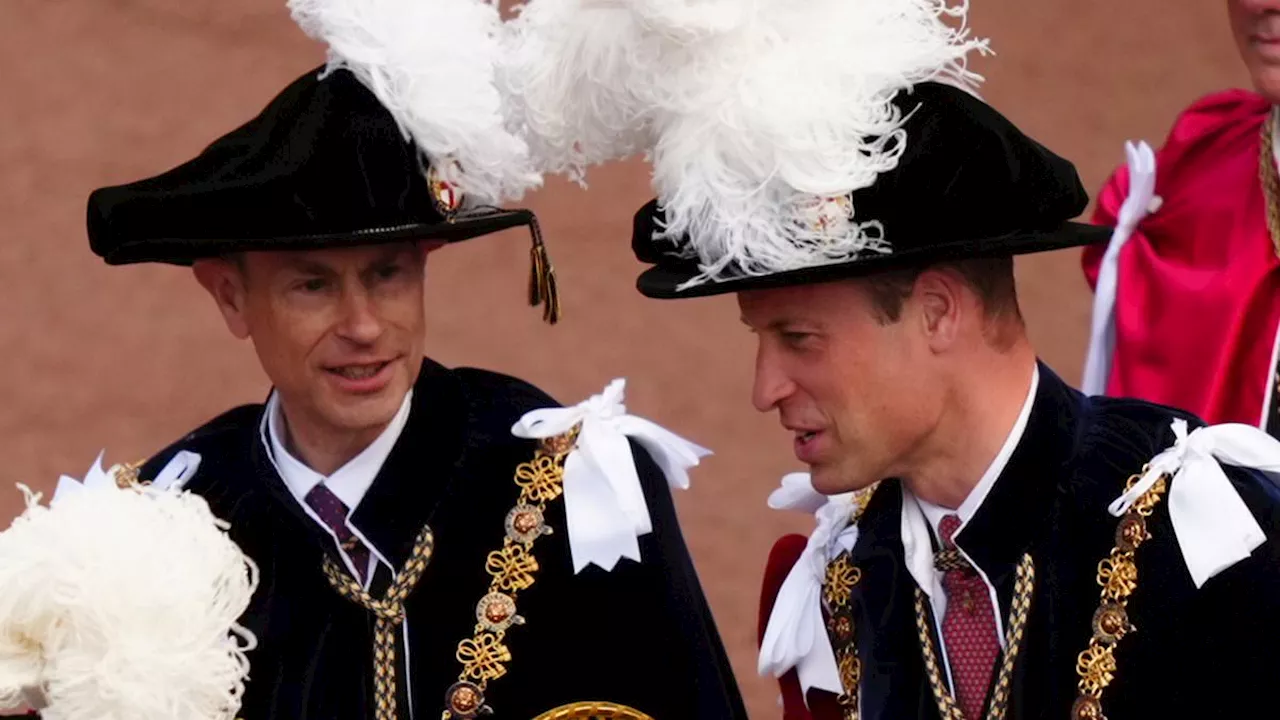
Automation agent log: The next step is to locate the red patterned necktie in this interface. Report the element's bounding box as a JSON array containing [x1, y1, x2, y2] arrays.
[[937, 513, 1000, 720], [305, 483, 371, 583]]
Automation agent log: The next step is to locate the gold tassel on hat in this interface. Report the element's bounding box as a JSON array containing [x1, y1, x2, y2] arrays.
[[526, 217, 561, 325]]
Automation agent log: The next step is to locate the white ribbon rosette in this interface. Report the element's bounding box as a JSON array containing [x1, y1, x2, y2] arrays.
[[511, 378, 711, 573], [1109, 419, 1280, 588]]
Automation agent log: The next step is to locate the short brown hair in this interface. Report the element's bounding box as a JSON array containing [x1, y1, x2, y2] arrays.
[[863, 256, 1023, 326]]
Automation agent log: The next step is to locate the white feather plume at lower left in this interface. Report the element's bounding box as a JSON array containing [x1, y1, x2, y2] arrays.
[[0, 453, 258, 720]]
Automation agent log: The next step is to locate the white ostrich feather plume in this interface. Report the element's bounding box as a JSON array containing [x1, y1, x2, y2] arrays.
[[289, 0, 542, 205], [506, 0, 990, 286], [0, 454, 258, 720], [502, 0, 663, 184]]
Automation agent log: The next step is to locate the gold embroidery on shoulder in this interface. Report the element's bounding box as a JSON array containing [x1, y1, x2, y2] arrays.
[[1071, 469, 1168, 720], [820, 480, 880, 720], [823, 555, 862, 609], [441, 426, 580, 719]]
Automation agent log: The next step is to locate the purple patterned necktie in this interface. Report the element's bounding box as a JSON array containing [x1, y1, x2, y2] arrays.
[[304, 483, 371, 583]]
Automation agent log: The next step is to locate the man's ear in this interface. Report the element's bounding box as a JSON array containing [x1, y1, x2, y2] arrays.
[[192, 258, 252, 339], [912, 268, 964, 353]]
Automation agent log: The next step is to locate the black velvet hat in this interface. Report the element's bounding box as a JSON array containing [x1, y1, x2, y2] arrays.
[[87, 66, 558, 322], [632, 81, 1108, 299], [87, 67, 539, 266], [87, 0, 560, 321]]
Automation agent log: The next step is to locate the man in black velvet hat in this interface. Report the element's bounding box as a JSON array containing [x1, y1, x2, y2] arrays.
[[61, 1, 748, 719], [506, 0, 1280, 718]]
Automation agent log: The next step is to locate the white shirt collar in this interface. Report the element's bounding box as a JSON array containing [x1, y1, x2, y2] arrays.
[[902, 364, 1040, 593], [260, 389, 414, 513]]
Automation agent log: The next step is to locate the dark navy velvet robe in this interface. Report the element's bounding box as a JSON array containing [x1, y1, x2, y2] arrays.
[[762, 364, 1280, 719], [139, 358, 746, 720]]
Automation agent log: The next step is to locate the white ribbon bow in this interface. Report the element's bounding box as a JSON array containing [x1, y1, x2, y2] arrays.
[[1082, 140, 1162, 396], [511, 379, 711, 573], [758, 473, 862, 702], [52, 450, 202, 504], [1108, 419, 1280, 588]]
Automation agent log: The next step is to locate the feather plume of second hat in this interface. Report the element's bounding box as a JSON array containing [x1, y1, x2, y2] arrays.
[[501, 0, 992, 289]]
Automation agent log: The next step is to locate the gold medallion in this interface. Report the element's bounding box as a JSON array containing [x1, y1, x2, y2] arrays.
[[443, 680, 487, 719], [475, 592, 524, 633], [505, 504, 551, 544]]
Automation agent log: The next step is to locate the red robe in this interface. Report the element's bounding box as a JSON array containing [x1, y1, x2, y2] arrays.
[[1083, 90, 1280, 427]]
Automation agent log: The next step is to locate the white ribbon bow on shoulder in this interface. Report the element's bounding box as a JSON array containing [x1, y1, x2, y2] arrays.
[[758, 473, 862, 702], [511, 378, 711, 573], [1109, 419, 1280, 588]]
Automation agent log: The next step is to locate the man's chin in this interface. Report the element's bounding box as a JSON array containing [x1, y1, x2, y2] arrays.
[[807, 466, 845, 495], [323, 383, 411, 432], [1256, 69, 1280, 106], [809, 465, 877, 496]]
